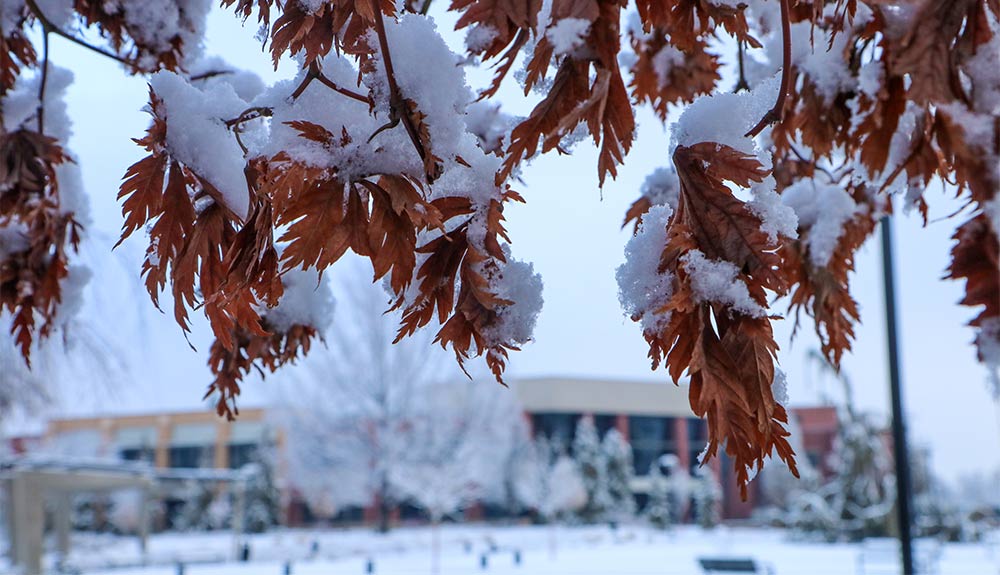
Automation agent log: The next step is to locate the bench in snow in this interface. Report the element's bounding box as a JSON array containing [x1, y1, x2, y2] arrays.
[[698, 557, 774, 574]]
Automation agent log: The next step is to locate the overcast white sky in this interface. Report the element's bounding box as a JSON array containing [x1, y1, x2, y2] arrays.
[[10, 5, 998, 482]]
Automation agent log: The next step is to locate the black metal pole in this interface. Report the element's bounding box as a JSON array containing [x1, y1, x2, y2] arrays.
[[880, 215, 915, 575]]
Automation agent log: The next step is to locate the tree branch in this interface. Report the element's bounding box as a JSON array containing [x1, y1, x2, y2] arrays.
[[745, 0, 792, 138], [371, 10, 431, 173], [36, 31, 49, 133], [289, 61, 370, 105], [25, 0, 139, 71]]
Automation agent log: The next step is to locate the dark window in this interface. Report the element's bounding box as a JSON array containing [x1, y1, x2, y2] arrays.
[[119, 446, 154, 463], [168, 445, 214, 468], [629, 416, 676, 474], [228, 443, 258, 470], [530, 412, 582, 451], [687, 418, 707, 441], [593, 414, 618, 438]]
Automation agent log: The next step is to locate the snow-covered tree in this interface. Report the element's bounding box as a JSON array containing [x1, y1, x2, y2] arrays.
[[276, 264, 428, 530], [512, 438, 587, 522], [5, 0, 999, 494], [691, 466, 721, 529], [571, 417, 613, 523], [775, 359, 895, 541], [602, 428, 636, 522], [644, 460, 672, 530], [240, 450, 281, 533], [277, 265, 523, 530], [390, 375, 520, 520]]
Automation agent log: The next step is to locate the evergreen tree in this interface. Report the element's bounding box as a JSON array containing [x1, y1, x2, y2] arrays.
[[171, 479, 214, 531], [240, 446, 281, 533], [571, 418, 612, 523], [601, 428, 636, 522], [691, 466, 721, 529], [644, 461, 672, 530]]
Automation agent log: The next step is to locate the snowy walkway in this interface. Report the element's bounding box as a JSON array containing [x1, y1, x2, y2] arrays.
[[12, 524, 1000, 575]]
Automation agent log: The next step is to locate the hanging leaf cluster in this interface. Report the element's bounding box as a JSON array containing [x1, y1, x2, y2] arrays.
[[2, 0, 998, 493]]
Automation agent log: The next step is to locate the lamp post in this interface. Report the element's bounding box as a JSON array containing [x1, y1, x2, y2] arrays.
[[880, 214, 915, 575]]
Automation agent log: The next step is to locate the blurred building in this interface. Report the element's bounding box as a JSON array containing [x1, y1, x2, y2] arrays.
[[21, 377, 837, 523], [515, 377, 839, 520], [40, 407, 273, 471]]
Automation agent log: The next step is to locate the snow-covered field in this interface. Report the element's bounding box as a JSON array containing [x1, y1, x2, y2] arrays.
[[12, 524, 1000, 575]]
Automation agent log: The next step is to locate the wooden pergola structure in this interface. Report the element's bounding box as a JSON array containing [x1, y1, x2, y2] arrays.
[[1, 457, 248, 575]]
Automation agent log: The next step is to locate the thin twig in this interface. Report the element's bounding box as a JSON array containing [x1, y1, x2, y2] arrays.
[[419, 0, 433, 15], [734, 40, 749, 93], [289, 67, 317, 100], [745, 0, 792, 138], [25, 0, 139, 70], [224, 106, 273, 128], [225, 107, 273, 154], [191, 70, 235, 82], [314, 71, 370, 104], [289, 62, 369, 105], [36, 31, 49, 133], [371, 9, 430, 168]]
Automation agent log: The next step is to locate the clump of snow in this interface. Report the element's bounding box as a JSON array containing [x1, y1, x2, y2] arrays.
[[482, 247, 544, 347], [121, 0, 211, 65], [1, 1, 27, 33], [2, 65, 90, 225], [671, 74, 780, 157], [32, 0, 74, 29], [547, 18, 591, 56], [617, 204, 675, 334], [372, 14, 473, 161], [781, 178, 858, 267], [465, 101, 512, 154], [965, 11, 1000, 116], [939, 102, 997, 155], [652, 44, 685, 87], [465, 24, 499, 53], [640, 167, 680, 210], [794, 22, 854, 103], [0, 223, 30, 261], [264, 267, 335, 333], [297, 0, 328, 13], [749, 176, 798, 244], [149, 71, 251, 219], [681, 250, 766, 317], [187, 56, 266, 102], [772, 368, 789, 405]]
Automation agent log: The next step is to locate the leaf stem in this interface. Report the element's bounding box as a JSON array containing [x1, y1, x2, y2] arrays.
[[745, 0, 792, 138]]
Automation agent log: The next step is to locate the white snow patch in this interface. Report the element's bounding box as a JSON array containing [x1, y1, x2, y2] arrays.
[[781, 179, 858, 267], [681, 250, 766, 317], [617, 204, 675, 334], [149, 71, 251, 220], [671, 74, 780, 158], [546, 18, 591, 56], [264, 267, 335, 333]]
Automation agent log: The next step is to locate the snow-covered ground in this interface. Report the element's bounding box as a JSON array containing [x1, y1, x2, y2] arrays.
[[9, 524, 1000, 575]]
